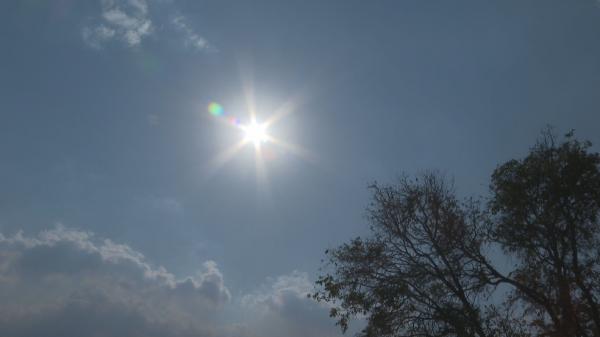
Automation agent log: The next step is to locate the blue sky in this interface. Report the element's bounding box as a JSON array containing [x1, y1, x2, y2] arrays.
[[1, 0, 600, 336]]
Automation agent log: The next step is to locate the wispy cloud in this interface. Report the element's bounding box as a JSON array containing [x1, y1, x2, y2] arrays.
[[83, 0, 152, 49], [82, 0, 215, 52], [171, 14, 216, 52], [242, 270, 313, 310]]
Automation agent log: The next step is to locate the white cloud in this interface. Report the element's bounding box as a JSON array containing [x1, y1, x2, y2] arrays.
[[0, 226, 230, 337], [242, 270, 313, 310], [241, 271, 343, 337], [0, 226, 342, 337], [172, 15, 216, 52], [82, 0, 152, 48], [127, 0, 149, 14], [82, 24, 116, 49], [82, 0, 215, 51]]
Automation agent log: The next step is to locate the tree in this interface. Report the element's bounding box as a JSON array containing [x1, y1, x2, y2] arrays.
[[312, 173, 511, 337], [488, 130, 600, 337], [313, 130, 600, 337]]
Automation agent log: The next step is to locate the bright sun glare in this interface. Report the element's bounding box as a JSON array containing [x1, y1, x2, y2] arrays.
[[206, 83, 314, 183], [241, 121, 268, 147]]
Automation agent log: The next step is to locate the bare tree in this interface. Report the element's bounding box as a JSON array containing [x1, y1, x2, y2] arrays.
[[313, 173, 496, 337], [313, 130, 600, 337]]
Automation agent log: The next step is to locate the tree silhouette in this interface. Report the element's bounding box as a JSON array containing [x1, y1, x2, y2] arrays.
[[313, 129, 600, 337], [488, 130, 600, 337]]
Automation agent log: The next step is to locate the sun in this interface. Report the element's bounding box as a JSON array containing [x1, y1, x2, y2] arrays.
[[241, 121, 268, 148], [205, 81, 315, 183]]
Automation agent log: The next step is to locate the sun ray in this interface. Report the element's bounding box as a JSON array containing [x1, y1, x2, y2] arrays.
[[263, 96, 299, 128], [204, 139, 247, 178], [238, 61, 257, 123], [263, 83, 314, 128], [253, 145, 272, 200], [265, 135, 318, 164], [205, 62, 318, 185]]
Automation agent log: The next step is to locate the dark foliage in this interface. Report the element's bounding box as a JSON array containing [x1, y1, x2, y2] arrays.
[[313, 130, 600, 337]]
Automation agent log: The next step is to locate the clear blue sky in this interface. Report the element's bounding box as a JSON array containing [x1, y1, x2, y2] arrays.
[[1, 1, 600, 336]]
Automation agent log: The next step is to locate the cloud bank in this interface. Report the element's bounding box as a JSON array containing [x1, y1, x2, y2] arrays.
[[0, 226, 229, 336], [0, 226, 342, 337]]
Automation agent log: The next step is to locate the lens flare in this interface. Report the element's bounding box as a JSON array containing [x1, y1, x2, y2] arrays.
[[208, 102, 223, 116], [228, 116, 240, 125]]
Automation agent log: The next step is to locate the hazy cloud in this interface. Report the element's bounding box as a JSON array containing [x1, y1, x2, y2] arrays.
[[83, 0, 152, 48], [172, 15, 216, 52], [241, 271, 343, 337], [0, 227, 341, 337], [0, 226, 229, 337], [242, 270, 312, 310], [82, 0, 215, 51], [141, 195, 184, 215], [147, 113, 160, 125]]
